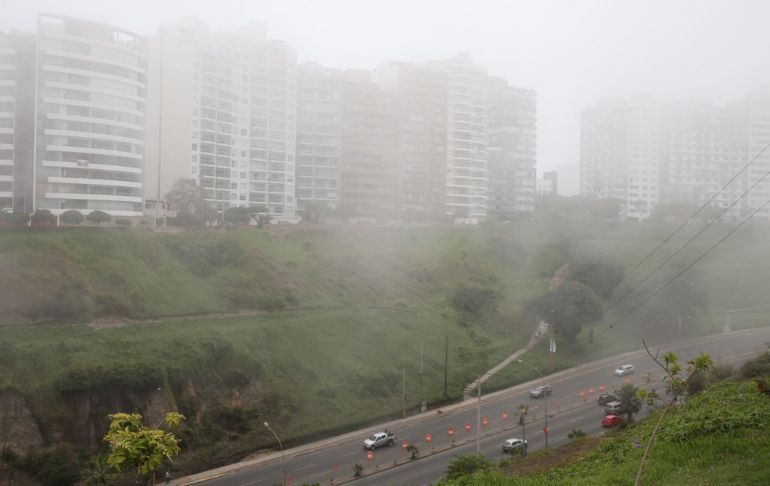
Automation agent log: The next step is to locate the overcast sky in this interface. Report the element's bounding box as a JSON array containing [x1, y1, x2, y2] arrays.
[[3, 0, 770, 174]]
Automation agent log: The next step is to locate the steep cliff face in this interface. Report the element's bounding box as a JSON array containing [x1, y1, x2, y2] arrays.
[[0, 389, 44, 454]]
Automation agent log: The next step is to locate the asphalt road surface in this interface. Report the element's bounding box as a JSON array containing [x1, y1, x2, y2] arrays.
[[176, 328, 770, 486]]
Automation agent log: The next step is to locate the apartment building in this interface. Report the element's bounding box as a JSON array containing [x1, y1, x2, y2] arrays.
[[438, 53, 489, 221], [0, 31, 35, 213], [27, 15, 147, 217], [376, 61, 448, 220], [580, 98, 661, 220], [295, 62, 341, 217], [146, 19, 297, 218], [581, 93, 770, 221], [487, 77, 536, 216], [338, 69, 398, 219]]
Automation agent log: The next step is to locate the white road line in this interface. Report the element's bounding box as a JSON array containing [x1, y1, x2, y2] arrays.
[[569, 416, 584, 423], [294, 463, 316, 472], [343, 450, 360, 457], [309, 470, 330, 479]]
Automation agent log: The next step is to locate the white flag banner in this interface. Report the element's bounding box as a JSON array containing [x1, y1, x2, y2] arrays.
[[549, 335, 556, 353]]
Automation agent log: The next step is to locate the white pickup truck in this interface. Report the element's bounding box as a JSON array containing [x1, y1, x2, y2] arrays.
[[363, 431, 396, 450]]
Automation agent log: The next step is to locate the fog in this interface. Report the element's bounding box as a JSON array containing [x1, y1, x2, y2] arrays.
[[3, 0, 770, 172]]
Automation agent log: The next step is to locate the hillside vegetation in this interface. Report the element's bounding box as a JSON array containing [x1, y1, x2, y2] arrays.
[[3, 222, 770, 480]]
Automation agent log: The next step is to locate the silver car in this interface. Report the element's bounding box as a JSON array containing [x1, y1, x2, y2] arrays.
[[614, 364, 635, 376], [502, 437, 528, 452], [529, 384, 552, 398]]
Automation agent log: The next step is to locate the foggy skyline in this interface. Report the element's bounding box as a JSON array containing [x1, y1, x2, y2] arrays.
[[3, 0, 770, 174]]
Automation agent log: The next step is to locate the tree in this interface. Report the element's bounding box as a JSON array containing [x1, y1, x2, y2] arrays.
[[224, 207, 254, 225], [115, 218, 132, 227], [568, 247, 625, 297], [445, 454, 494, 481], [60, 209, 85, 225], [31, 209, 57, 225], [615, 383, 642, 422], [87, 210, 112, 226], [353, 463, 363, 477], [164, 178, 212, 226], [104, 412, 185, 484], [406, 444, 419, 460], [531, 281, 603, 344]]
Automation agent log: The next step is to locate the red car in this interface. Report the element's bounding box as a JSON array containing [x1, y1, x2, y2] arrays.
[[602, 414, 624, 427]]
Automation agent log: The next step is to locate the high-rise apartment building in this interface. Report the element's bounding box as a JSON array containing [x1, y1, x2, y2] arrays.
[[32, 15, 147, 217], [295, 62, 341, 216], [0, 31, 35, 213], [146, 19, 297, 217], [487, 77, 536, 217], [438, 53, 489, 221], [338, 69, 398, 218], [580, 98, 661, 220], [376, 61, 448, 220], [581, 94, 770, 221]]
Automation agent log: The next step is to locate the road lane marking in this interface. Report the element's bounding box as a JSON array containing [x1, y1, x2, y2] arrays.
[[309, 470, 329, 479], [343, 450, 360, 457], [294, 463, 316, 471], [569, 416, 584, 423]]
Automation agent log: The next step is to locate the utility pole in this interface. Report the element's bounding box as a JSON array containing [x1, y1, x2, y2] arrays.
[[419, 340, 424, 412], [443, 335, 448, 400], [476, 375, 481, 455], [402, 367, 406, 419]]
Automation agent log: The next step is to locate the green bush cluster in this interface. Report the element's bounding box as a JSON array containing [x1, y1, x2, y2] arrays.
[[54, 362, 165, 394]]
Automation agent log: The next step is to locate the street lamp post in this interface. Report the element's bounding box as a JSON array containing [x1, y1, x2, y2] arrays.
[[476, 374, 481, 455], [263, 422, 286, 486], [518, 359, 549, 448]]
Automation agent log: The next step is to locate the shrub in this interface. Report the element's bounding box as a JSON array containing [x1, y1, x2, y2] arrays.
[[21, 445, 81, 486], [741, 354, 770, 379], [114, 218, 132, 227], [3, 212, 29, 225], [710, 363, 734, 381], [445, 454, 494, 480], [86, 210, 112, 226], [59, 210, 84, 225], [450, 285, 499, 315], [31, 209, 57, 225]]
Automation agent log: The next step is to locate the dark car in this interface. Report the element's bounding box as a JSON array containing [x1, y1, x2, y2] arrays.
[[598, 393, 619, 406]]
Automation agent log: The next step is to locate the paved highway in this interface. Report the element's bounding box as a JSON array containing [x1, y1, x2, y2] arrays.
[[175, 328, 770, 486]]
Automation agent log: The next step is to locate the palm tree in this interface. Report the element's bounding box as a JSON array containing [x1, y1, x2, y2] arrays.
[[616, 383, 642, 422]]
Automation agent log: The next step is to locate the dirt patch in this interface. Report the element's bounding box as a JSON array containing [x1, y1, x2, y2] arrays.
[[500, 436, 603, 477]]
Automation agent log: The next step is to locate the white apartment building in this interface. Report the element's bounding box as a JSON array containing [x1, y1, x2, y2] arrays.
[[146, 20, 297, 218], [581, 98, 661, 220], [296, 62, 341, 215], [437, 53, 489, 221], [0, 34, 19, 211], [33, 15, 147, 217]]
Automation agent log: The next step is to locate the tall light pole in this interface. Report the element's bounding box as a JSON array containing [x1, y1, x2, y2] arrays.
[[263, 422, 286, 486], [518, 359, 549, 448]]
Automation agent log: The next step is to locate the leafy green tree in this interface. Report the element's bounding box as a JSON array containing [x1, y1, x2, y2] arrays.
[[445, 454, 495, 481], [164, 178, 212, 226], [87, 210, 112, 226], [104, 412, 185, 483], [616, 384, 642, 422], [532, 281, 603, 344], [31, 209, 57, 224], [60, 209, 85, 225], [568, 248, 625, 297], [406, 444, 419, 460]]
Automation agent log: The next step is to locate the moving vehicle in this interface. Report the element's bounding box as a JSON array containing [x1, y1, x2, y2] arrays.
[[502, 437, 528, 452], [598, 393, 619, 406], [604, 400, 623, 414], [529, 384, 552, 398], [363, 431, 396, 450], [602, 414, 624, 427], [614, 364, 635, 376]]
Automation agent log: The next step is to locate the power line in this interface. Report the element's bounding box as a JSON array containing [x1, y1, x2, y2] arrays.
[[595, 199, 770, 338], [552, 141, 770, 327], [594, 144, 770, 318]]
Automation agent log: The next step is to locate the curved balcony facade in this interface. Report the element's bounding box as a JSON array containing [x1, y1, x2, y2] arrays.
[[34, 15, 146, 217]]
